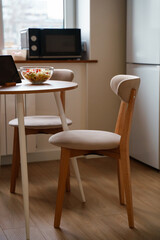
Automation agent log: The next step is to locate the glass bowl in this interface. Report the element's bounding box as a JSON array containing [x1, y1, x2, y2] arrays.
[[20, 66, 54, 84]]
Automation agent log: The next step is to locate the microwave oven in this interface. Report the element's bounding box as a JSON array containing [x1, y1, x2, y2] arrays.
[[21, 28, 82, 60]]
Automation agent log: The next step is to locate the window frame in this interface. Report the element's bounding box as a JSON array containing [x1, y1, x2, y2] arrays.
[[0, 0, 76, 53], [64, 0, 76, 28]]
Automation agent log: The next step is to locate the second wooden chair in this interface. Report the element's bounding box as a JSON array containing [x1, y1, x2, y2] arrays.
[[9, 69, 85, 202]]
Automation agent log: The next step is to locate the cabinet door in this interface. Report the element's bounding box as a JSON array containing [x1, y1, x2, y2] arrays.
[[127, 0, 160, 64], [127, 63, 160, 169]]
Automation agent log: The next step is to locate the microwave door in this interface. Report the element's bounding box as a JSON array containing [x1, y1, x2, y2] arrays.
[[40, 29, 81, 59], [40, 29, 62, 58]]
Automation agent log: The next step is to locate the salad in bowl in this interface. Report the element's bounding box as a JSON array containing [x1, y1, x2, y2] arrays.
[[20, 66, 54, 84]]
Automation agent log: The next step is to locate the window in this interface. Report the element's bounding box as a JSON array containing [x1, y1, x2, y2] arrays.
[[0, 0, 64, 49]]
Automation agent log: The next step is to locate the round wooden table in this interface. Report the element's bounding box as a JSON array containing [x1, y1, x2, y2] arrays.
[[0, 79, 78, 94], [0, 79, 78, 239]]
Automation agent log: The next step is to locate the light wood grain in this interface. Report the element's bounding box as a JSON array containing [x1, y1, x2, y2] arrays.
[[54, 148, 70, 227], [4, 227, 46, 240], [0, 228, 7, 240], [0, 157, 160, 240]]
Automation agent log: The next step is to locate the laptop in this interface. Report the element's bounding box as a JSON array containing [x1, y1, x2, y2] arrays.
[[0, 55, 21, 85]]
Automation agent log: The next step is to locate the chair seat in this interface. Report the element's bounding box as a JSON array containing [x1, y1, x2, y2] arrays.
[[9, 115, 72, 129], [49, 130, 121, 150]]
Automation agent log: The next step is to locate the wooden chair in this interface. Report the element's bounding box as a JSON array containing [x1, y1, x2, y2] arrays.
[[9, 69, 85, 202], [49, 74, 140, 228]]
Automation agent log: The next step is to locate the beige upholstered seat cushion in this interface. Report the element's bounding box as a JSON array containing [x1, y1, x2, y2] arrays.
[[9, 116, 72, 129], [49, 130, 121, 150]]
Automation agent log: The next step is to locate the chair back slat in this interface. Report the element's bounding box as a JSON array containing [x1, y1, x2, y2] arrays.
[[119, 89, 137, 149], [112, 75, 140, 149], [115, 101, 127, 136]]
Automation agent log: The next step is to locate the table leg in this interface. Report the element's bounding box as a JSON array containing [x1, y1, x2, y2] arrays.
[[54, 92, 86, 202], [16, 94, 30, 240], [71, 157, 86, 202]]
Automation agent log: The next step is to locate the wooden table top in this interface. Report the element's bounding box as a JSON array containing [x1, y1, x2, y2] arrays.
[[0, 80, 78, 94]]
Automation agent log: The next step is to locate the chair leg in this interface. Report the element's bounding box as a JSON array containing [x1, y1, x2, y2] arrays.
[[71, 157, 86, 202], [54, 148, 70, 228], [120, 152, 134, 228], [117, 158, 125, 205], [65, 165, 70, 192], [10, 127, 20, 193]]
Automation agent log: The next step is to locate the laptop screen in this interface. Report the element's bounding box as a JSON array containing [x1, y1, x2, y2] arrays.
[[0, 55, 21, 85]]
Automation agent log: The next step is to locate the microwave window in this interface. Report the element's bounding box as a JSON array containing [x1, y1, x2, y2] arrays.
[[45, 35, 76, 53]]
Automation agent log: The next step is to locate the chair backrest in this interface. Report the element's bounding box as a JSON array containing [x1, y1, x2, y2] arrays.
[[111, 74, 140, 148], [51, 69, 74, 82], [110, 74, 140, 103]]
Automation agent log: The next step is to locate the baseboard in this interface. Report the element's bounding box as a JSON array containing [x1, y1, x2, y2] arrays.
[[0, 150, 105, 166], [0, 148, 61, 166]]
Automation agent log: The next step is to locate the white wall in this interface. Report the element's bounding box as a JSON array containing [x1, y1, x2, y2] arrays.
[[77, 0, 126, 131]]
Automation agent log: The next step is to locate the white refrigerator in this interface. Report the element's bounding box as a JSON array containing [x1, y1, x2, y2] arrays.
[[126, 0, 160, 169]]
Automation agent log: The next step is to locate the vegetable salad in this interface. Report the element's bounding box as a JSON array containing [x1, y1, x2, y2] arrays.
[[22, 68, 52, 83]]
